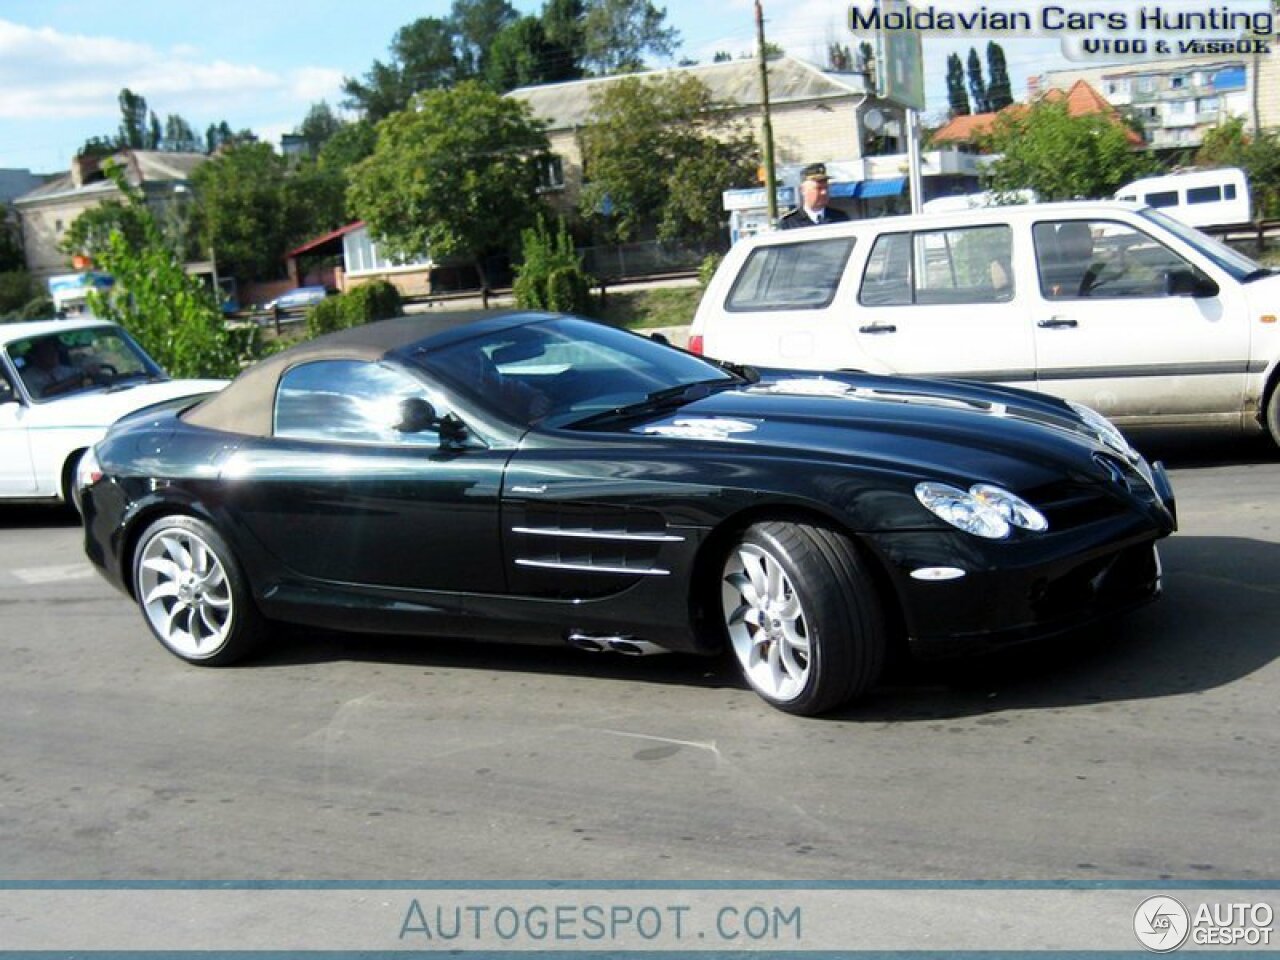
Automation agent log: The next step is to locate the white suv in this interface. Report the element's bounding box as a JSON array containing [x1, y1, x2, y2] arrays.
[[690, 201, 1280, 444], [1, 318, 226, 505]]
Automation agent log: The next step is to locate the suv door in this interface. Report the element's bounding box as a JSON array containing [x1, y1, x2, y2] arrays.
[[1030, 217, 1249, 423], [851, 223, 1037, 385], [0, 361, 37, 496]]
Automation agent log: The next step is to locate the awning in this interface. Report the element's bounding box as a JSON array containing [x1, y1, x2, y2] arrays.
[[828, 181, 860, 199], [856, 178, 907, 198], [286, 221, 365, 259]]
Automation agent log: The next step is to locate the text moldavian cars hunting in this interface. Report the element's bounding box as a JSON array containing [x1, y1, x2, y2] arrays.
[[79, 312, 1176, 715]]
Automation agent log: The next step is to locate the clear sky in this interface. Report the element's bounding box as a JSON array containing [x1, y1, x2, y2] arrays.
[[0, 0, 1257, 175]]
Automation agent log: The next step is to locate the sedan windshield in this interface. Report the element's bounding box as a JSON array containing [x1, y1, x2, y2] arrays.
[[408, 315, 737, 427], [7, 326, 165, 403]]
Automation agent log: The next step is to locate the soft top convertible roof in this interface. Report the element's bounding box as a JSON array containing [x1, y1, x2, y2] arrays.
[[183, 310, 551, 437]]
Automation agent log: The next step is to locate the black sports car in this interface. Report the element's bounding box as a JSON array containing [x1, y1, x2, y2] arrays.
[[80, 311, 1177, 715]]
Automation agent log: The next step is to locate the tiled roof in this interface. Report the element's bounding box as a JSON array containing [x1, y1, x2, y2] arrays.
[[931, 80, 1142, 146]]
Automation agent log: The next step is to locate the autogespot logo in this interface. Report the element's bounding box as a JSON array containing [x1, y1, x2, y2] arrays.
[[1135, 896, 1191, 952]]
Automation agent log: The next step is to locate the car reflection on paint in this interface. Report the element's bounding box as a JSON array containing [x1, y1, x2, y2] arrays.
[[79, 311, 1177, 715]]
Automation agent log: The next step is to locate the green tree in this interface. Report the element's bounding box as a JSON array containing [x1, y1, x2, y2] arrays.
[[163, 114, 198, 151], [83, 164, 238, 378], [1197, 117, 1280, 218], [577, 72, 755, 242], [966, 48, 988, 113], [452, 0, 519, 78], [0, 220, 25, 273], [980, 100, 1157, 201], [117, 89, 150, 148], [487, 16, 555, 91], [343, 17, 462, 120], [59, 197, 153, 261], [190, 142, 290, 284], [541, 0, 586, 81], [347, 81, 550, 291], [298, 101, 344, 154], [581, 0, 679, 74], [946, 53, 970, 116], [985, 42, 1013, 111], [317, 119, 378, 174]]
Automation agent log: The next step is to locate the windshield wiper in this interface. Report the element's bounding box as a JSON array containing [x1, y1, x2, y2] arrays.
[[569, 377, 736, 429]]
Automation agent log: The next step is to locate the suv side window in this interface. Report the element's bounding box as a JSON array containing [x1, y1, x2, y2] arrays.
[[274, 359, 444, 446], [726, 237, 856, 311], [859, 225, 1013, 306], [1033, 219, 1200, 300]]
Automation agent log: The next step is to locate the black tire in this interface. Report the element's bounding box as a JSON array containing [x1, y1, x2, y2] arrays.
[[720, 520, 886, 715], [1267, 381, 1280, 449], [131, 514, 264, 665], [61, 450, 84, 514]]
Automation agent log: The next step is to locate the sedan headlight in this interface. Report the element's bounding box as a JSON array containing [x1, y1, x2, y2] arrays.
[[915, 481, 1049, 540], [1068, 400, 1135, 460]]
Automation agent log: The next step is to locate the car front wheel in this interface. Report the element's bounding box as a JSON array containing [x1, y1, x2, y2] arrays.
[[132, 515, 263, 665], [721, 521, 886, 715]]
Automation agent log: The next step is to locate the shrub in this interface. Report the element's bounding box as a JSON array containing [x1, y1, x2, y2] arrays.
[[513, 218, 594, 315], [305, 280, 403, 338], [697, 252, 723, 288]]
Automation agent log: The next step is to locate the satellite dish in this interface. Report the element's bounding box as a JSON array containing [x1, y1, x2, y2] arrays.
[[864, 108, 885, 132]]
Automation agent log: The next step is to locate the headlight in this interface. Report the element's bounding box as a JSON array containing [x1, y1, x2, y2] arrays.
[[915, 481, 1049, 540], [1068, 400, 1135, 459]]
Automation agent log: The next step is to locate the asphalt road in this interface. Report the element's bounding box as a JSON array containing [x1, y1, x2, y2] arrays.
[[0, 434, 1276, 881]]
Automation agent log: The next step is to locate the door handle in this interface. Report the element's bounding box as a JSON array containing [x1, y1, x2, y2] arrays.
[[1038, 316, 1078, 329], [858, 322, 898, 334]]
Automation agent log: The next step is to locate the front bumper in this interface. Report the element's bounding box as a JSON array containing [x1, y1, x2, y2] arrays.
[[867, 462, 1175, 659]]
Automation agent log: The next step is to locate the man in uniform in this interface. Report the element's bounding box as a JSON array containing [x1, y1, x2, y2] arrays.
[[779, 163, 850, 229]]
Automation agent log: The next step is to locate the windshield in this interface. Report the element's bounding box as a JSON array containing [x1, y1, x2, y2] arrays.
[[1139, 208, 1265, 280], [7, 326, 165, 403], [408, 315, 736, 427]]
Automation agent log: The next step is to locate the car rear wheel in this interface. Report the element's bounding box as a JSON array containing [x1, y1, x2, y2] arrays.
[[721, 521, 886, 715], [133, 515, 263, 665]]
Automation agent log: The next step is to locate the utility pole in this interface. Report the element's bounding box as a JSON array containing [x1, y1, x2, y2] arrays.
[[756, 0, 779, 225]]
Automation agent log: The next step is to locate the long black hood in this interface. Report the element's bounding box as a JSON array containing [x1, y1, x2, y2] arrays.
[[622, 371, 1134, 493]]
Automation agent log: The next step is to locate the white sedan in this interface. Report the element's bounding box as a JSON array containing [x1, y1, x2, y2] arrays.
[[0, 318, 225, 505]]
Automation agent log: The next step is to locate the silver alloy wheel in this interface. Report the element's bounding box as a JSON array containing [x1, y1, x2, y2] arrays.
[[137, 526, 234, 659], [722, 542, 810, 702]]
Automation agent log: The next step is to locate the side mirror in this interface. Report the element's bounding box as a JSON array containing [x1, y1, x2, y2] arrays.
[[395, 396, 437, 433], [1165, 268, 1219, 299], [649, 331, 670, 346], [0, 380, 15, 405]]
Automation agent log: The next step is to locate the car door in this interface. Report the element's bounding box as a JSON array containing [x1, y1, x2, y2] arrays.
[[221, 358, 509, 593], [1029, 217, 1250, 422], [850, 223, 1038, 387], [0, 365, 37, 496]]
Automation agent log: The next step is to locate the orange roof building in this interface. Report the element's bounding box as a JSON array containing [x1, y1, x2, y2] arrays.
[[931, 80, 1144, 148]]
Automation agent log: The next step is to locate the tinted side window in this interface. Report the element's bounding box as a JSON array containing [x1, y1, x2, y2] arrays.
[[859, 225, 1012, 306], [1186, 185, 1221, 204], [1145, 190, 1178, 208], [1034, 219, 1197, 300], [274, 359, 441, 445], [726, 237, 856, 311], [1224, 184, 1237, 200]]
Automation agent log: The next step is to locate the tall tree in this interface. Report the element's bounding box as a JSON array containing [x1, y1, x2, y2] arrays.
[[980, 100, 1156, 201], [487, 16, 554, 91], [966, 47, 988, 114], [541, 0, 586, 81], [347, 81, 550, 290], [163, 114, 198, 151], [190, 142, 291, 284], [299, 101, 344, 154], [985, 42, 1013, 111], [117, 89, 149, 149], [147, 111, 162, 150], [451, 0, 519, 78], [577, 73, 756, 242], [581, 0, 680, 74], [946, 53, 970, 116], [342, 17, 460, 120], [1197, 117, 1280, 217]]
